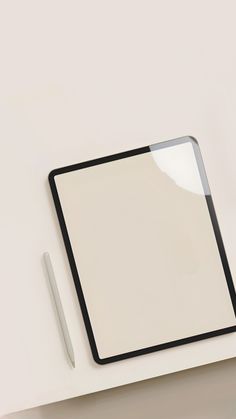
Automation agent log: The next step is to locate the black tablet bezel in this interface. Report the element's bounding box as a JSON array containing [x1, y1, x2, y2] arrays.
[[49, 136, 236, 364]]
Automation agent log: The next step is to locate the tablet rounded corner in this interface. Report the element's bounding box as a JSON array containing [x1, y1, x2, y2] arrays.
[[48, 169, 58, 185], [93, 352, 109, 365], [187, 136, 199, 146]]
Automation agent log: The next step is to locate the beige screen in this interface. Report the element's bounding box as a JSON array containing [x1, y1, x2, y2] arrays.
[[54, 140, 236, 359]]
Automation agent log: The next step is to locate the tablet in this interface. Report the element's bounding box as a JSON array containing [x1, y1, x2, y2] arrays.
[[49, 136, 236, 364]]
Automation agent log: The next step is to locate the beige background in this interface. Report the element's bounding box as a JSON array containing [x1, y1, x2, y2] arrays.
[[1, 0, 236, 417]]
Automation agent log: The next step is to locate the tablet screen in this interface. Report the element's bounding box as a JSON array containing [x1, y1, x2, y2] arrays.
[[49, 137, 236, 364]]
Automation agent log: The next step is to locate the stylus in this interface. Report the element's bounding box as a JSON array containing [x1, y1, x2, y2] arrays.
[[43, 252, 75, 368]]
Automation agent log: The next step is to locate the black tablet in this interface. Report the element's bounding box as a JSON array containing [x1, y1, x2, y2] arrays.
[[49, 136, 236, 364]]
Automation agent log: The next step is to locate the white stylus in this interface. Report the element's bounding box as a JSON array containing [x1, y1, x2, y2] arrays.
[[43, 252, 75, 368]]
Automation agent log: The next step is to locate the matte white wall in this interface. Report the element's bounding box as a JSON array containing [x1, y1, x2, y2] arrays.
[[1, 0, 236, 417]]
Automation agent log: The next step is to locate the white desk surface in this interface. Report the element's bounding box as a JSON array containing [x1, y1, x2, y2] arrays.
[[1, 0, 236, 416]]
